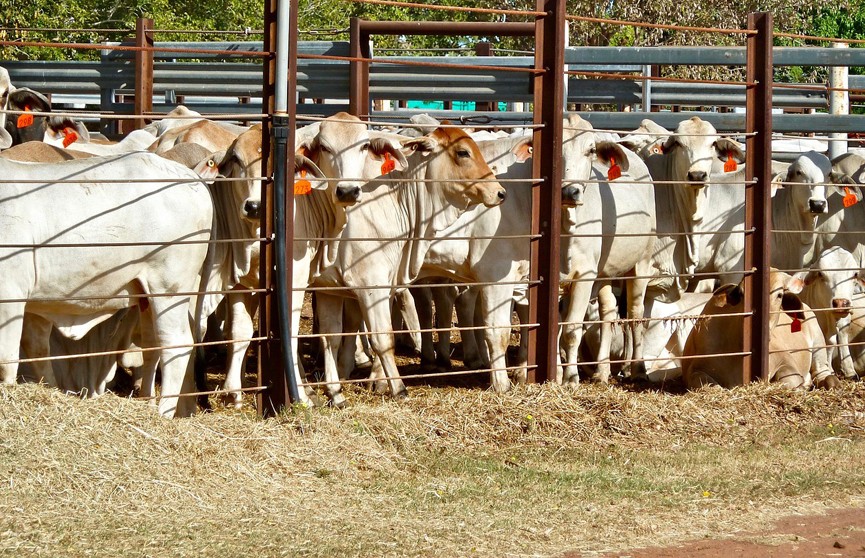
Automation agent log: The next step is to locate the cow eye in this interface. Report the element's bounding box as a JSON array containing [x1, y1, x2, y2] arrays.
[[588, 146, 597, 155], [456, 149, 470, 159], [360, 142, 370, 152]]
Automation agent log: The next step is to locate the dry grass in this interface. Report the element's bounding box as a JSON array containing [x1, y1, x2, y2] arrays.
[[1, 381, 865, 557]]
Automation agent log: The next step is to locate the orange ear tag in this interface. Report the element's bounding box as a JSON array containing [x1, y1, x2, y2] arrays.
[[62, 128, 79, 148], [17, 105, 33, 128], [791, 317, 801, 333], [381, 152, 396, 175], [723, 152, 737, 173], [843, 187, 858, 208], [294, 169, 312, 195], [607, 156, 622, 181]]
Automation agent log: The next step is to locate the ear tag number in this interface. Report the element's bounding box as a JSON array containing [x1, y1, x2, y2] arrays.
[[294, 169, 312, 195]]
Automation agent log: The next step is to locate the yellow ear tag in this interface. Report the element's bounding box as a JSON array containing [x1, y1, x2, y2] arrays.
[[294, 169, 312, 195], [62, 128, 79, 147], [724, 152, 737, 173], [17, 105, 33, 128], [844, 187, 858, 208], [381, 152, 396, 175], [607, 156, 621, 181]]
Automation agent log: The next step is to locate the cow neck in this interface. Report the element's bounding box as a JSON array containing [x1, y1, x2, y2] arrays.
[[397, 153, 467, 282], [209, 177, 257, 287], [295, 187, 346, 276], [772, 186, 820, 268]]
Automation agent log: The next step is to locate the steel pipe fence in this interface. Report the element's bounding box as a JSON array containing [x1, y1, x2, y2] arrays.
[[3, 3, 863, 414]]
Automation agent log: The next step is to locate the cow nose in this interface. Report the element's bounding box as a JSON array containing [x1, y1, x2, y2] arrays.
[[562, 185, 583, 205], [497, 189, 507, 202], [336, 184, 361, 204], [687, 170, 708, 183], [833, 298, 852, 310], [809, 198, 827, 214], [242, 199, 261, 220]]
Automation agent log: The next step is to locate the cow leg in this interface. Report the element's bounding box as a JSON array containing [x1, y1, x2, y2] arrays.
[[625, 270, 651, 379], [513, 294, 530, 384], [0, 304, 25, 385], [412, 286, 437, 369], [221, 291, 257, 409], [835, 317, 858, 379], [432, 285, 457, 371], [560, 272, 596, 385], [456, 287, 483, 369], [338, 298, 364, 381], [479, 284, 514, 393], [591, 283, 618, 383], [20, 314, 56, 387], [315, 292, 346, 407], [148, 296, 197, 418], [395, 288, 422, 355], [357, 288, 407, 398], [133, 315, 160, 405]]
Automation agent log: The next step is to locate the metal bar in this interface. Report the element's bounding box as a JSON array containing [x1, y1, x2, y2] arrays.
[[528, 0, 566, 384], [355, 20, 535, 37], [349, 17, 363, 116], [133, 17, 153, 132], [744, 12, 773, 384], [258, 0, 287, 417]]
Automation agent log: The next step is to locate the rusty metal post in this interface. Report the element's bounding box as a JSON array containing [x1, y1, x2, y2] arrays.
[[133, 17, 153, 131], [349, 17, 369, 118], [744, 12, 773, 383], [527, 0, 566, 384]]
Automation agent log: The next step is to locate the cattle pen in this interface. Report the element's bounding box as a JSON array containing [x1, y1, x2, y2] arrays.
[[1, 1, 865, 416]]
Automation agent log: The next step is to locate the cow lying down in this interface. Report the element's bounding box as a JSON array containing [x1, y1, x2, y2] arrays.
[[682, 270, 841, 390]]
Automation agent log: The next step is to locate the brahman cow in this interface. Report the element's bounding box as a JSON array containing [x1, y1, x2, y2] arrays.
[[304, 113, 507, 401], [682, 270, 840, 390], [558, 114, 656, 384], [0, 152, 216, 417]]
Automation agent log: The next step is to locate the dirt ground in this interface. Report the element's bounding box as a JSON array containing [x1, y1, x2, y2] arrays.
[[581, 507, 865, 557]]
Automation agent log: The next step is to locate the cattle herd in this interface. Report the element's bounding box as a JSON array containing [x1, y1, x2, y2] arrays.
[[1, 62, 864, 418]]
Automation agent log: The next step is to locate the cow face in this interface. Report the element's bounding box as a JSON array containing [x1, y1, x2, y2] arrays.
[[783, 151, 835, 217], [664, 117, 744, 222], [801, 246, 864, 319], [769, 269, 806, 330], [561, 114, 629, 207], [4, 86, 52, 147], [619, 118, 670, 159], [402, 126, 506, 209], [302, 112, 407, 207]]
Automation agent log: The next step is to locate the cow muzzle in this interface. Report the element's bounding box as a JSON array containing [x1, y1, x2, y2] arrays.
[[687, 170, 708, 184], [242, 198, 261, 220], [335, 184, 362, 205], [562, 185, 583, 206], [832, 298, 852, 317], [808, 198, 827, 214]]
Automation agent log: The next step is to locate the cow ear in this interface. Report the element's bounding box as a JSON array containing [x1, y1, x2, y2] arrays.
[[781, 292, 806, 322], [715, 138, 745, 163], [829, 171, 856, 186], [711, 284, 740, 307], [44, 116, 90, 144], [8, 87, 51, 112], [595, 141, 630, 173], [294, 153, 326, 190], [193, 150, 227, 181], [511, 137, 532, 163], [369, 137, 408, 172], [401, 135, 437, 156], [800, 269, 821, 286], [785, 275, 805, 295]]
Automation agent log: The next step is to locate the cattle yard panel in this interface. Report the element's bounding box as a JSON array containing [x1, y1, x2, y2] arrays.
[[2, 5, 864, 413]]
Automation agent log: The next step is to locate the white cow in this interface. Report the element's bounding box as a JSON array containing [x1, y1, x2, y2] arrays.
[[0, 152, 215, 417], [558, 114, 656, 384], [304, 116, 507, 400], [798, 246, 864, 380]]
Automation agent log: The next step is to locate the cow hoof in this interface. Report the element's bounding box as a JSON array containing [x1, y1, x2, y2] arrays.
[[394, 388, 409, 400], [491, 381, 511, 393], [372, 380, 390, 395], [817, 375, 842, 390], [590, 373, 610, 384], [329, 393, 348, 409]]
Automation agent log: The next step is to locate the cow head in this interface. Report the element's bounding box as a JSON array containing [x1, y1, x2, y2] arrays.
[[41, 116, 90, 148], [782, 151, 842, 218], [401, 125, 506, 209], [768, 269, 806, 330], [561, 114, 629, 207], [800, 246, 864, 319], [664, 117, 744, 222], [619, 118, 670, 159], [299, 112, 407, 207], [4, 85, 52, 147]]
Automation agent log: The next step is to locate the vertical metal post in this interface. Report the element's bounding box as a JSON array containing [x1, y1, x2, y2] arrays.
[[744, 12, 773, 383], [829, 42, 850, 159], [527, 0, 566, 383], [475, 42, 495, 112], [349, 18, 369, 117], [133, 17, 153, 131]]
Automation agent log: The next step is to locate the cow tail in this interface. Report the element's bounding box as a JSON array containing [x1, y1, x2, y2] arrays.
[[192, 195, 221, 411]]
